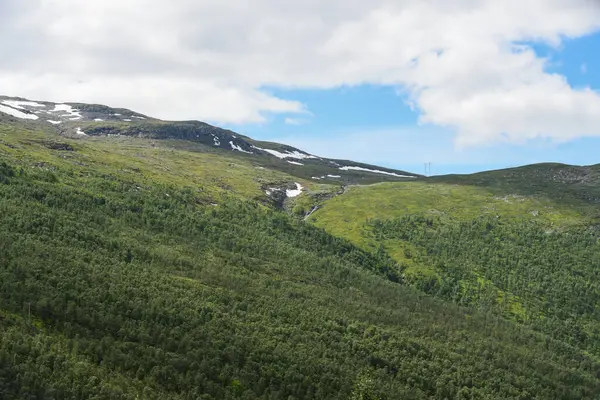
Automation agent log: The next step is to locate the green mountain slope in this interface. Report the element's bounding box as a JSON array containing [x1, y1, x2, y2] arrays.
[[1, 100, 600, 398], [0, 96, 421, 186], [309, 166, 600, 360]]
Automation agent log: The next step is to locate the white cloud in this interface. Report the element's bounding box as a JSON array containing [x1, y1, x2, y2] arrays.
[[1, 0, 600, 144]]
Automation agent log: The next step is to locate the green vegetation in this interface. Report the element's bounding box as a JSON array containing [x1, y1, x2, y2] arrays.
[[2, 122, 600, 398], [309, 170, 600, 361], [308, 181, 587, 251], [0, 122, 320, 204], [429, 163, 600, 209], [370, 215, 600, 354]]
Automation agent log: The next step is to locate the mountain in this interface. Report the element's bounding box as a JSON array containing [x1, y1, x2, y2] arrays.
[[1, 96, 599, 399], [0, 96, 420, 186]]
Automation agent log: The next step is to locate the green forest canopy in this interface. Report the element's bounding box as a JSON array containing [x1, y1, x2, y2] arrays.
[[1, 125, 600, 399]]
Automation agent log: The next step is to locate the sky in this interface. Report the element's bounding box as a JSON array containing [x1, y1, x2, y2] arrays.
[[1, 1, 600, 175]]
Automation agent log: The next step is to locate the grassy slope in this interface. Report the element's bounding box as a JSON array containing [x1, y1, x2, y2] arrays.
[[46, 115, 419, 186], [309, 163, 600, 279], [308, 168, 600, 357], [0, 121, 339, 207], [1, 124, 600, 398], [309, 180, 588, 252], [309, 161, 600, 256]]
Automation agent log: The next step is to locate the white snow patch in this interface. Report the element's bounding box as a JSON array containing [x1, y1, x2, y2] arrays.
[[2, 100, 45, 109], [286, 183, 304, 198], [339, 166, 415, 178], [311, 176, 322, 180], [113, 113, 122, 116], [0, 104, 39, 120], [47, 120, 62, 125], [253, 146, 317, 160], [327, 174, 342, 178], [212, 134, 221, 146], [94, 118, 104, 122], [133, 116, 145, 119], [75, 127, 87, 136], [51, 104, 82, 119], [287, 161, 304, 166], [229, 141, 253, 154], [123, 119, 132, 121]]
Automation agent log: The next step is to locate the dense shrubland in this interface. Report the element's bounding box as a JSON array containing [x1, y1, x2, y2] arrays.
[[1, 158, 599, 399]]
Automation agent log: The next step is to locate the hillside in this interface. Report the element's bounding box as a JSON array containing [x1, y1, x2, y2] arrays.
[[1, 98, 600, 398], [0, 96, 420, 186], [308, 165, 600, 360]]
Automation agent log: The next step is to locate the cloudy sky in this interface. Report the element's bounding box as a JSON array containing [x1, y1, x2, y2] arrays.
[[2, 0, 600, 174]]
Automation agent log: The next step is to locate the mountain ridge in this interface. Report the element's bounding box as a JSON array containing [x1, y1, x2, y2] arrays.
[[0, 95, 420, 185]]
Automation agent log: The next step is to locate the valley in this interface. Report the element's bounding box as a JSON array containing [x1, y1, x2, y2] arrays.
[[1, 97, 599, 399]]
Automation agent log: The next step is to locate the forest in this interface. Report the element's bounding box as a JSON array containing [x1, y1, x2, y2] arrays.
[[1, 151, 600, 398], [370, 215, 600, 355]]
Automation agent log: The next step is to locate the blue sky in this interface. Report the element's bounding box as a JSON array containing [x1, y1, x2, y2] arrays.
[[228, 33, 600, 176]]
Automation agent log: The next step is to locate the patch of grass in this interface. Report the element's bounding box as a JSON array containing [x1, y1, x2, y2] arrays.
[[309, 181, 587, 254], [0, 123, 326, 205]]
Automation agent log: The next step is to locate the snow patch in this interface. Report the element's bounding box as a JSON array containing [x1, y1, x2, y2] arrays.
[[75, 127, 87, 136], [287, 161, 304, 166], [47, 120, 62, 125], [113, 113, 122, 116], [51, 104, 82, 119], [212, 134, 221, 146], [229, 141, 253, 154], [286, 183, 304, 198], [133, 116, 145, 119], [253, 146, 317, 160], [94, 118, 104, 122], [0, 104, 39, 120], [2, 100, 46, 109], [327, 175, 341, 178], [339, 166, 415, 178], [123, 119, 132, 121]]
